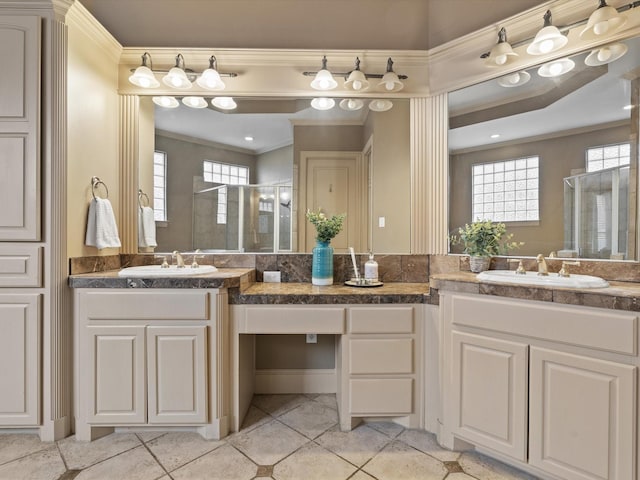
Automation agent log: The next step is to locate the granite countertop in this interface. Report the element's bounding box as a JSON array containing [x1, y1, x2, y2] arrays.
[[430, 272, 640, 312]]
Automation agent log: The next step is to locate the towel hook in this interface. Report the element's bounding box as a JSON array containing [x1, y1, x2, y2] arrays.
[[138, 189, 150, 208], [91, 176, 109, 200]]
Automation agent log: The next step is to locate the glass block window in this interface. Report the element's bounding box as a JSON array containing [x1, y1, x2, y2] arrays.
[[472, 156, 539, 222], [153, 151, 167, 221], [586, 143, 630, 172], [203, 160, 249, 185], [216, 187, 227, 224]]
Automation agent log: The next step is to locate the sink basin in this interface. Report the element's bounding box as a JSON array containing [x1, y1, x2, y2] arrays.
[[476, 270, 609, 289], [117, 265, 218, 278]]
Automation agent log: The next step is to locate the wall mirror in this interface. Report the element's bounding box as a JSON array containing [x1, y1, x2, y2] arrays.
[[448, 35, 639, 261], [139, 96, 411, 255]]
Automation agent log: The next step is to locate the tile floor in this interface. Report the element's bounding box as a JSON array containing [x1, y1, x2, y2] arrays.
[[0, 394, 539, 480]]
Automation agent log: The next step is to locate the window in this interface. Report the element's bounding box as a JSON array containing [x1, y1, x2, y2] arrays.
[[472, 156, 539, 222], [586, 143, 630, 172], [153, 151, 167, 221], [203, 161, 249, 224]]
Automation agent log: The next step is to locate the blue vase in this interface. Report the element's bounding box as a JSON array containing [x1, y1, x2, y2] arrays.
[[312, 240, 334, 285]]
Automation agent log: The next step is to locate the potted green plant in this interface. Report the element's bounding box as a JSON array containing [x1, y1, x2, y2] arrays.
[[306, 209, 346, 285], [450, 219, 522, 273]]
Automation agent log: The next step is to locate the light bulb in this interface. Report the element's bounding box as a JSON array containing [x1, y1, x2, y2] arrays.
[[507, 72, 521, 84], [597, 47, 612, 62], [160, 97, 171, 107], [138, 77, 150, 88], [549, 62, 563, 76], [385, 81, 395, 91], [593, 21, 609, 36], [348, 99, 357, 109], [319, 79, 330, 89], [171, 77, 181, 87], [495, 54, 507, 66], [352, 80, 362, 90], [538, 39, 555, 54]]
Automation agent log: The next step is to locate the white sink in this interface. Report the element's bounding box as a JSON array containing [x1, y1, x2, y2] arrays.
[[476, 270, 609, 289], [118, 265, 218, 278]]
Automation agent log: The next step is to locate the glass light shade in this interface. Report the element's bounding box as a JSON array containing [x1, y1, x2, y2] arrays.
[[345, 70, 369, 91], [211, 96, 237, 110], [310, 69, 338, 90], [196, 68, 226, 90], [368, 99, 393, 112], [162, 67, 192, 89], [486, 41, 518, 66], [580, 3, 627, 41], [182, 96, 208, 109], [537, 58, 575, 77], [526, 26, 568, 55], [152, 96, 179, 108], [339, 98, 364, 111], [585, 43, 628, 66], [378, 71, 403, 92], [497, 71, 531, 88], [128, 65, 160, 88], [310, 97, 335, 110]]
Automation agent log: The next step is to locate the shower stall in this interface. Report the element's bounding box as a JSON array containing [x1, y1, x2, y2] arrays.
[[563, 165, 629, 259]]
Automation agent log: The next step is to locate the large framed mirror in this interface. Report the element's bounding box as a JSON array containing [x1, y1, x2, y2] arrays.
[[448, 35, 639, 261], [138, 96, 411, 255]]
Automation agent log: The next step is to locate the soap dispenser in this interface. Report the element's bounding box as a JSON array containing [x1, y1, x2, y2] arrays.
[[364, 253, 379, 283]]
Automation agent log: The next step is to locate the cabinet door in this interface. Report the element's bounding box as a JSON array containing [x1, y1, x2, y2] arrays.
[[0, 16, 40, 240], [451, 331, 528, 461], [87, 326, 146, 424], [0, 294, 39, 425], [529, 347, 635, 480], [147, 326, 207, 424]]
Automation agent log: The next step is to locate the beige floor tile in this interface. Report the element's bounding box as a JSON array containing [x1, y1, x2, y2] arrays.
[[278, 402, 338, 439], [146, 431, 225, 472], [251, 394, 310, 417], [272, 442, 356, 480], [349, 471, 376, 480], [363, 440, 448, 480], [229, 420, 308, 465], [316, 425, 390, 467], [171, 444, 256, 480], [397, 429, 461, 462], [0, 434, 52, 465], [459, 452, 539, 480], [58, 433, 142, 470], [447, 473, 479, 480], [310, 394, 338, 410], [365, 420, 405, 438], [135, 431, 166, 443], [74, 445, 165, 480], [240, 405, 271, 432], [0, 445, 65, 480]]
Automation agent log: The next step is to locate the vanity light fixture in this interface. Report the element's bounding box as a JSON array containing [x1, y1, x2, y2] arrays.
[[585, 42, 628, 66], [344, 58, 370, 91], [211, 97, 237, 110], [527, 10, 568, 55], [129, 52, 160, 88], [152, 96, 179, 108], [497, 70, 531, 87], [310, 97, 335, 110], [378, 58, 404, 92], [486, 27, 518, 66], [181, 96, 208, 109], [368, 99, 393, 112], [580, 0, 627, 41], [537, 57, 575, 77], [196, 55, 226, 91], [163, 54, 192, 89], [339, 98, 364, 111], [310, 56, 338, 91]]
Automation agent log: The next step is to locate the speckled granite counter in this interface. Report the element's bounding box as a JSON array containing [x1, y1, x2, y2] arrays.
[[229, 282, 431, 304], [430, 272, 640, 312]]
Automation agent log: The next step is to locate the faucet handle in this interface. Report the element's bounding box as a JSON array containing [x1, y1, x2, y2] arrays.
[[507, 258, 526, 275], [158, 255, 170, 268], [549, 251, 557, 258], [558, 260, 580, 278]]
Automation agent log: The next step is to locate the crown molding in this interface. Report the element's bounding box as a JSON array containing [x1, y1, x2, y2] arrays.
[[66, 1, 122, 63], [155, 129, 255, 155]]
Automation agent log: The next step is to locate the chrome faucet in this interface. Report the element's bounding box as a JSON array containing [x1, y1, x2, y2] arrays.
[[558, 260, 580, 277], [173, 250, 186, 268], [536, 254, 549, 276]]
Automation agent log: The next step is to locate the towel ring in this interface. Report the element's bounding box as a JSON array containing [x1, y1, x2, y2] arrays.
[[91, 176, 109, 200], [138, 189, 150, 208]]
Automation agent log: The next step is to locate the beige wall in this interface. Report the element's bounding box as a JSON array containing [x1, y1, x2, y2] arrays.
[[449, 124, 631, 257], [256, 145, 293, 185], [67, 10, 121, 257]]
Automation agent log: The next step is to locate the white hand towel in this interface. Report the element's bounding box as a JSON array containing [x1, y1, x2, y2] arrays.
[[138, 206, 157, 248], [85, 198, 121, 250]]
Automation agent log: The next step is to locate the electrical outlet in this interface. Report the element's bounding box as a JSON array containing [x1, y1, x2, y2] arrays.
[[263, 271, 281, 283], [306, 333, 317, 343], [378, 216, 385, 228]]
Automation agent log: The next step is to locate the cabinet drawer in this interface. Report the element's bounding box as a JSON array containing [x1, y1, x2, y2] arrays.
[[349, 339, 413, 374], [81, 291, 209, 320], [0, 245, 41, 287], [349, 307, 413, 334], [349, 378, 413, 415], [241, 307, 345, 334]]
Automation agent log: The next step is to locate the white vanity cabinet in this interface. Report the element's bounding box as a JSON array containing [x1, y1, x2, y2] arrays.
[[75, 289, 228, 441], [442, 292, 637, 480]]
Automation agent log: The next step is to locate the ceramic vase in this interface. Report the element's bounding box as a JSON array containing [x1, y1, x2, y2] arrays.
[[312, 240, 334, 285], [469, 255, 491, 273]]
